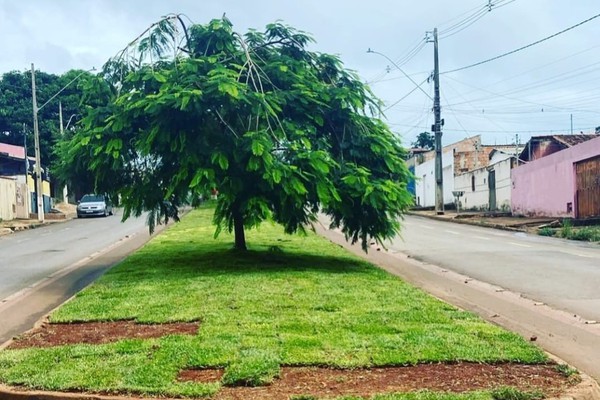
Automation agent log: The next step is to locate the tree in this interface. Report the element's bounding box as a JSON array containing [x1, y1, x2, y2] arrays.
[[411, 131, 435, 150], [0, 69, 94, 167], [63, 15, 412, 251]]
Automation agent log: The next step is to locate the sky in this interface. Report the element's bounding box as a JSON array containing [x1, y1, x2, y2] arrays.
[[1, 0, 600, 147]]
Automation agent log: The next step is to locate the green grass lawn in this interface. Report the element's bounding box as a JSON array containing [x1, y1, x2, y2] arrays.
[[0, 206, 547, 398]]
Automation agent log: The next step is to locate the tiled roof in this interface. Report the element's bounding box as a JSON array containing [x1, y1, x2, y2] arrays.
[[550, 134, 599, 147], [0, 142, 26, 159]]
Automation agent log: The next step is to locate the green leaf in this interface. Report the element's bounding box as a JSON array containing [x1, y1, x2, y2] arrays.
[[219, 82, 239, 99], [153, 72, 167, 83], [251, 140, 265, 156], [272, 169, 282, 184], [180, 95, 191, 110], [317, 182, 330, 202]]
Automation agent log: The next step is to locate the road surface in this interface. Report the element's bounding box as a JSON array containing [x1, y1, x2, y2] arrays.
[[392, 215, 600, 321], [0, 211, 154, 344]]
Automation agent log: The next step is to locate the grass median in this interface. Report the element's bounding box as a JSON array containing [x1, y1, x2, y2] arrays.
[[0, 206, 549, 398]]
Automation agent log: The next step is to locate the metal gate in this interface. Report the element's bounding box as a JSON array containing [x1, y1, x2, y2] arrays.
[[575, 156, 600, 218], [488, 169, 496, 211]]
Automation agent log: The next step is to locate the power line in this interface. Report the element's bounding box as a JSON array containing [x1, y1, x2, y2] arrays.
[[367, 48, 434, 101], [388, 122, 598, 135], [384, 77, 430, 111], [368, 0, 512, 84], [439, 0, 517, 39], [443, 12, 600, 74]]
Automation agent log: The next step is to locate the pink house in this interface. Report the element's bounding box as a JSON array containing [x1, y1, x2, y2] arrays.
[[511, 135, 600, 218]]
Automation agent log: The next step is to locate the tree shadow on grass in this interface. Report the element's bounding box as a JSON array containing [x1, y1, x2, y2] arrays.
[[113, 245, 376, 282]]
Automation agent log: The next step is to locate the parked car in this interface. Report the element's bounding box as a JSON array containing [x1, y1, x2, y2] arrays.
[[77, 194, 113, 218]]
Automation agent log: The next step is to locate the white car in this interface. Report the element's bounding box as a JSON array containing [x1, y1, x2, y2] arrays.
[[77, 194, 113, 218]]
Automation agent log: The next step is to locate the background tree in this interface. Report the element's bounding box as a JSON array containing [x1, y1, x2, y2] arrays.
[[0, 69, 94, 167], [411, 131, 435, 150], [63, 15, 412, 251]]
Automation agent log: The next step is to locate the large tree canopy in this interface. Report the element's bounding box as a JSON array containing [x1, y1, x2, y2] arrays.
[[61, 15, 412, 251], [0, 69, 94, 167]]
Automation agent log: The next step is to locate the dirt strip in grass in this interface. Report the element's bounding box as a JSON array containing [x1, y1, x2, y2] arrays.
[[179, 363, 570, 400], [7, 321, 200, 349]]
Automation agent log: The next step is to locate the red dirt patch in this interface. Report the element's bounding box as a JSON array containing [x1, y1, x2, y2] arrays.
[[180, 363, 571, 400], [7, 321, 199, 349]]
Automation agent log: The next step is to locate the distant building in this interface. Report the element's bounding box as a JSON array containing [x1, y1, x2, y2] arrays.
[[454, 148, 518, 211], [519, 134, 599, 162], [0, 142, 50, 217], [407, 135, 519, 210], [512, 135, 600, 218]]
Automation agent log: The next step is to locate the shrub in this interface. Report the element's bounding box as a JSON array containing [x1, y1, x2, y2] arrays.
[[570, 227, 600, 242], [560, 219, 573, 238], [537, 227, 554, 237]]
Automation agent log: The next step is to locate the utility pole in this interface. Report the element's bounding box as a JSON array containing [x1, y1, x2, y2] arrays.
[[59, 101, 69, 203], [432, 28, 444, 215], [31, 63, 44, 222], [570, 114, 573, 134]]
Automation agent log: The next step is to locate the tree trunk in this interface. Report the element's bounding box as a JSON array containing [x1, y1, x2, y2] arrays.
[[232, 209, 247, 251]]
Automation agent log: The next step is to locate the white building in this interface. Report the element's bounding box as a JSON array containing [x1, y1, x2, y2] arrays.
[[454, 150, 516, 211], [414, 150, 454, 207], [412, 136, 483, 208]]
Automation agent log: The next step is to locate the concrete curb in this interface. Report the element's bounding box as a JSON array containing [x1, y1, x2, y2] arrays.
[[547, 376, 600, 400], [407, 211, 529, 233]]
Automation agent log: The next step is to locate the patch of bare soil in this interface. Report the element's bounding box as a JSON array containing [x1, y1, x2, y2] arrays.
[[7, 321, 200, 349], [180, 363, 571, 400]]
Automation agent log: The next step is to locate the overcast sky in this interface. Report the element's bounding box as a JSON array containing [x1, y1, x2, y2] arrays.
[[1, 0, 599, 146]]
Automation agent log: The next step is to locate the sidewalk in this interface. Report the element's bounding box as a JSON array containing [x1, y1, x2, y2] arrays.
[[0, 203, 76, 237], [408, 209, 557, 233]]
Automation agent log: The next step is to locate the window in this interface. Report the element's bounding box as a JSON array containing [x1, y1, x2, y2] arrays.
[[471, 176, 475, 192]]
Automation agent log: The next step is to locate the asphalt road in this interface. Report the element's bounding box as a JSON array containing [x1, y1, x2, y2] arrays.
[[0, 210, 153, 343], [391, 215, 600, 321]]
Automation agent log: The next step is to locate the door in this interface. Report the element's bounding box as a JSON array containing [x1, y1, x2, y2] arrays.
[[15, 183, 29, 219], [488, 170, 496, 211], [575, 156, 600, 218]]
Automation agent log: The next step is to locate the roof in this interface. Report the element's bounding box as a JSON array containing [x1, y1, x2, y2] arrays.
[[550, 134, 599, 147], [0, 142, 26, 159], [519, 134, 600, 161], [524, 134, 599, 147], [488, 146, 518, 160]]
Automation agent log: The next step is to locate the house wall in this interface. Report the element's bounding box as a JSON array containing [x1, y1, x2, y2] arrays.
[[527, 140, 564, 161], [454, 155, 513, 211], [414, 150, 454, 207], [511, 135, 600, 217], [0, 176, 16, 221]]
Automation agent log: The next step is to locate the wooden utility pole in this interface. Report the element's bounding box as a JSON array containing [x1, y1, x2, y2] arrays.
[[433, 28, 444, 215]]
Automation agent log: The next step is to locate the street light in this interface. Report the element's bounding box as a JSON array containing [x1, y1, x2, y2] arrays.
[[30, 64, 95, 222]]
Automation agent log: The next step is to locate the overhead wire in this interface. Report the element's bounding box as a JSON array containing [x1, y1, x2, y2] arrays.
[[438, 0, 516, 40], [443, 12, 600, 74], [384, 77, 430, 111], [443, 64, 600, 115], [368, 0, 514, 84]]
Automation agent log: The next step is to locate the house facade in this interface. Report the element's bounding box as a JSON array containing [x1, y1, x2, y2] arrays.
[[0, 142, 50, 218], [512, 135, 600, 218], [410, 135, 519, 210], [454, 150, 516, 211]]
